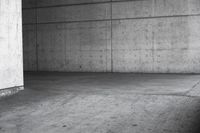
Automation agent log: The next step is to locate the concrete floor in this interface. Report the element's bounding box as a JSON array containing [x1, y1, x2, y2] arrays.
[[1, 72, 200, 133]]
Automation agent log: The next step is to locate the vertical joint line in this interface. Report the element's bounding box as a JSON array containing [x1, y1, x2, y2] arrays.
[[35, 0, 39, 71], [152, 0, 155, 72], [111, 0, 113, 72]]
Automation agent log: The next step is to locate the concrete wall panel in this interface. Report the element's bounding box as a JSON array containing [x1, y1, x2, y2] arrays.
[[22, 9, 36, 24], [112, 0, 154, 19], [112, 0, 200, 19], [37, 21, 111, 72], [0, 0, 23, 89], [154, 0, 200, 16], [23, 25, 37, 71], [112, 16, 200, 73], [37, 24, 66, 71], [154, 49, 200, 73], [113, 50, 154, 73], [153, 16, 200, 50], [112, 19, 154, 72], [112, 19, 153, 50], [37, 3, 111, 23], [22, 0, 200, 73], [22, 0, 36, 8]]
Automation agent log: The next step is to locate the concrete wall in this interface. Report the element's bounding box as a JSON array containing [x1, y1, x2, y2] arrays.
[[23, 0, 200, 73], [0, 0, 23, 90]]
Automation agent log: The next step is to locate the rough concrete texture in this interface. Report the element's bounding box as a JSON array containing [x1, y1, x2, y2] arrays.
[[0, 0, 23, 90], [37, 3, 110, 23], [1, 72, 200, 133], [112, 16, 200, 73], [37, 22, 111, 71], [23, 0, 200, 73], [0, 86, 23, 98], [23, 25, 37, 70]]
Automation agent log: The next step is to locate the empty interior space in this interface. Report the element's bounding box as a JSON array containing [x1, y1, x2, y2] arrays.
[[1, 0, 200, 133]]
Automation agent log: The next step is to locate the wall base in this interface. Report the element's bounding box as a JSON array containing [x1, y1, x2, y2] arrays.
[[0, 86, 24, 98]]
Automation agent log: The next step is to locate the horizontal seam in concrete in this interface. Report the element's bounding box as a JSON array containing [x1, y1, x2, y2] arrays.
[[103, 48, 200, 51], [22, 13, 200, 25], [21, 48, 200, 51], [23, 71, 200, 75], [22, 0, 141, 10]]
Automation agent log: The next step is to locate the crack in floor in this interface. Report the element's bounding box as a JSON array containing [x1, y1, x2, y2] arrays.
[[184, 80, 200, 96], [129, 92, 200, 99]]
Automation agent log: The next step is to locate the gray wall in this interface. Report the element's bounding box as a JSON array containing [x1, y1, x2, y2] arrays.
[[23, 0, 200, 73], [0, 0, 23, 90]]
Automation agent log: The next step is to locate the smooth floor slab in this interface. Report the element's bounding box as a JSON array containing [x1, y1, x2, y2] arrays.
[[0, 72, 200, 133]]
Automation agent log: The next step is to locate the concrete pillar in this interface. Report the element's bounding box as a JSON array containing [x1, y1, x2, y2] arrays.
[[0, 0, 23, 96]]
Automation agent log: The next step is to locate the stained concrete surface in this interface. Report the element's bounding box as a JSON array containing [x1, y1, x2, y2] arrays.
[[1, 72, 200, 133]]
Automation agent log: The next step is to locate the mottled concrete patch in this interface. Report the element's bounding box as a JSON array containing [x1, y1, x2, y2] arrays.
[[0, 86, 24, 98]]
